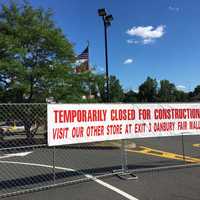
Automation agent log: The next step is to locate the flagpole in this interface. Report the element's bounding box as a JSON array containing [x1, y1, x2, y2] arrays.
[[87, 40, 92, 98], [87, 40, 90, 71]]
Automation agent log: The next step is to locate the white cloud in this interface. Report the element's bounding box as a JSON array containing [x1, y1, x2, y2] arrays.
[[176, 85, 187, 91], [127, 39, 140, 44], [168, 6, 180, 12], [127, 25, 165, 38], [143, 38, 154, 44], [124, 59, 133, 64], [126, 25, 166, 45]]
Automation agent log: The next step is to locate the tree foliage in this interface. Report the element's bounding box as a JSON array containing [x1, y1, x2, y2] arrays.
[[0, 1, 76, 103], [94, 74, 124, 102], [188, 85, 200, 102], [138, 77, 157, 102], [109, 75, 124, 102], [0, 1, 89, 139], [124, 77, 192, 103], [0, 2, 199, 105], [157, 80, 176, 102], [123, 90, 138, 103]]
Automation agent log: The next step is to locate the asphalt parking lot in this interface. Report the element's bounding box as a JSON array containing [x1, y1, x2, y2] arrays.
[[0, 135, 200, 200], [5, 167, 200, 200]]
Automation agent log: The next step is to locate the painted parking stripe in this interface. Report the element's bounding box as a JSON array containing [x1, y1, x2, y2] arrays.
[[0, 151, 32, 159], [193, 144, 200, 148], [86, 174, 139, 200], [0, 160, 139, 200], [127, 146, 200, 163]]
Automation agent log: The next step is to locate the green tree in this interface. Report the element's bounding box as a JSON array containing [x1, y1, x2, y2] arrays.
[[193, 85, 200, 96], [95, 74, 124, 102], [157, 80, 176, 102], [174, 90, 189, 102], [109, 75, 124, 102], [94, 74, 106, 102], [138, 77, 158, 102], [71, 71, 99, 103], [0, 1, 85, 139], [189, 85, 200, 102], [123, 90, 138, 103], [0, 1, 76, 103]]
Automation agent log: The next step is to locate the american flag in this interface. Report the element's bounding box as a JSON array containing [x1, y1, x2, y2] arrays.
[[75, 61, 89, 73], [75, 46, 90, 73], [77, 46, 89, 60]]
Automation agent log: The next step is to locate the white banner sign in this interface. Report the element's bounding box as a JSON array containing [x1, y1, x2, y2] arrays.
[[47, 103, 200, 146]]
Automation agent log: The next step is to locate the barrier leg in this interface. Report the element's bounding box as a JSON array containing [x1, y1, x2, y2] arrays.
[[116, 140, 138, 180], [53, 146, 56, 184], [181, 133, 186, 163], [121, 139, 127, 172]]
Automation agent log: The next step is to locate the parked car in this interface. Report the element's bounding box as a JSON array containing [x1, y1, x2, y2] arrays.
[[0, 121, 25, 140]]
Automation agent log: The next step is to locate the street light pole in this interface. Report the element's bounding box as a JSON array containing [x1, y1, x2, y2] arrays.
[[98, 8, 113, 102], [104, 19, 109, 102]]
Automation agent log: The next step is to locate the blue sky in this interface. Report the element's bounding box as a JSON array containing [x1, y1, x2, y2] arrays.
[[3, 0, 200, 91]]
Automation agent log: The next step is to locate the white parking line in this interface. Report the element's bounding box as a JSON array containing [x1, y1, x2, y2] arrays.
[[0, 160, 139, 200], [0, 151, 32, 159], [86, 174, 139, 200]]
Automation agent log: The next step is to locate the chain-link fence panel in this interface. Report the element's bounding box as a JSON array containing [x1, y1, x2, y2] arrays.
[[0, 104, 49, 197], [0, 104, 123, 198], [125, 134, 200, 175], [1, 103, 200, 198], [0, 143, 122, 198], [0, 103, 47, 148], [181, 135, 200, 164], [0, 145, 53, 197], [53, 141, 122, 185]]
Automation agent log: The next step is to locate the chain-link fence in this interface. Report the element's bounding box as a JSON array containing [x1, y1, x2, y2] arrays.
[[0, 103, 47, 148], [0, 103, 200, 198]]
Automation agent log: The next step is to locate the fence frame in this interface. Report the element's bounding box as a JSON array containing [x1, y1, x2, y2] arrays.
[[0, 103, 200, 198]]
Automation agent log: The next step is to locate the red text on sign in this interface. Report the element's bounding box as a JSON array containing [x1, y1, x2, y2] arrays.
[[138, 109, 151, 120], [53, 128, 69, 140]]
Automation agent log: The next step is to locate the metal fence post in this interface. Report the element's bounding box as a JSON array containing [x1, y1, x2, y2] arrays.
[[181, 133, 186, 163], [53, 146, 56, 184], [117, 139, 138, 180], [121, 139, 127, 173]]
